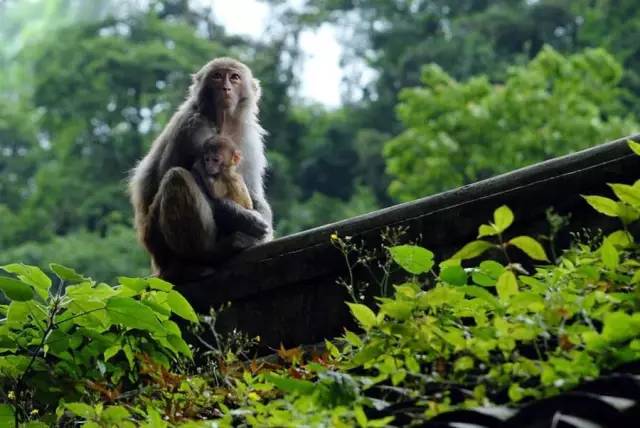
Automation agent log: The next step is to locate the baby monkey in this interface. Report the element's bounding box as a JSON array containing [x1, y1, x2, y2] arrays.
[[192, 135, 254, 210]]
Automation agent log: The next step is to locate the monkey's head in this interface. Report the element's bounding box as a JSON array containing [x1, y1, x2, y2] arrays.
[[201, 135, 242, 177], [190, 57, 261, 121]]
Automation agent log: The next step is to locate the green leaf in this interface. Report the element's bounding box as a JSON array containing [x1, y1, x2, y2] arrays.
[[264, 374, 315, 395], [346, 303, 377, 330], [102, 406, 131, 423], [1, 264, 51, 299], [104, 345, 121, 361], [439, 265, 467, 286], [496, 271, 518, 300], [454, 356, 474, 371], [471, 261, 504, 287], [605, 230, 633, 248], [600, 241, 619, 270], [477, 224, 498, 238], [343, 330, 363, 347], [0, 277, 34, 301], [50, 263, 88, 283], [147, 277, 173, 291], [460, 286, 500, 309], [167, 290, 199, 323], [451, 240, 493, 260], [508, 383, 524, 402], [609, 183, 640, 208], [354, 406, 368, 427], [25, 422, 48, 428], [388, 245, 434, 274], [493, 205, 514, 233], [508, 236, 549, 261], [118, 277, 147, 293], [617, 203, 640, 224], [0, 404, 14, 428], [629, 140, 640, 156], [106, 297, 164, 333], [380, 300, 414, 320], [602, 311, 634, 342], [65, 402, 96, 419], [582, 195, 619, 217]]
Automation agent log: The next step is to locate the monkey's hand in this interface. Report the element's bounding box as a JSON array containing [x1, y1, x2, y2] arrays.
[[230, 232, 262, 250], [213, 197, 269, 238]]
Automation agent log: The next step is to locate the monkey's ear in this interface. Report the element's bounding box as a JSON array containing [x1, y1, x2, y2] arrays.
[[231, 150, 242, 166], [189, 71, 205, 97], [252, 78, 262, 101]]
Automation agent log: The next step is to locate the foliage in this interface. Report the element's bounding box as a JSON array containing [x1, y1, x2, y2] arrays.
[[4, 145, 639, 427], [384, 47, 638, 200], [0, 262, 197, 427]]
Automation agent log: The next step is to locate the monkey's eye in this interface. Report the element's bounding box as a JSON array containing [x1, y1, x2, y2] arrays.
[[230, 73, 241, 81], [212, 71, 223, 80]]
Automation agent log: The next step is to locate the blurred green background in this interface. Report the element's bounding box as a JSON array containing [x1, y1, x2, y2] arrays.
[[0, 0, 638, 280]]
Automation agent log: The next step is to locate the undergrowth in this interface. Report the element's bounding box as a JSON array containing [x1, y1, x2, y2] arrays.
[[0, 141, 639, 427]]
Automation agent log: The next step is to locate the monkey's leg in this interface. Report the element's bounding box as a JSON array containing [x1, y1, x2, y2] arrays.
[[156, 167, 218, 258]]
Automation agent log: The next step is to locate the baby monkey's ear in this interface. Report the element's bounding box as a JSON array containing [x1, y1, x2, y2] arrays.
[[231, 150, 242, 166]]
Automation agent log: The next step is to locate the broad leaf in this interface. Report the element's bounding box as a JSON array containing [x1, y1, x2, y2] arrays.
[[147, 277, 173, 291], [380, 300, 414, 320], [65, 402, 96, 419], [439, 265, 467, 286], [493, 205, 514, 233], [629, 140, 640, 155], [0, 277, 34, 301], [167, 290, 199, 323], [102, 406, 131, 423], [106, 297, 164, 333], [388, 245, 434, 274], [582, 195, 619, 217], [477, 224, 498, 238], [605, 230, 633, 248], [0, 404, 14, 428], [264, 374, 315, 395], [451, 240, 493, 260], [460, 286, 500, 308], [496, 271, 518, 300], [508, 236, 549, 261], [347, 303, 377, 329], [600, 241, 619, 270], [609, 183, 640, 208], [50, 263, 88, 283], [602, 311, 634, 342], [1, 264, 51, 299], [118, 277, 147, 293]]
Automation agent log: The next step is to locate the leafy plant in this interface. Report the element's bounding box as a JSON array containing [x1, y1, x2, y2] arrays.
[[0, 263, 197, 426]]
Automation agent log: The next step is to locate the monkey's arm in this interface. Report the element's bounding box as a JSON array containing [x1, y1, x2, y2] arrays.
[[251, 191, 273, 240], [211, 197, 270, 239], [228, 175, 254, 210]]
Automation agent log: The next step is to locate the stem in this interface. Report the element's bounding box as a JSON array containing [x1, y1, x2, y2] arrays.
[[498, 232, 513, 267], [55, 307, 105, 326], [15, 296, 61, 425]]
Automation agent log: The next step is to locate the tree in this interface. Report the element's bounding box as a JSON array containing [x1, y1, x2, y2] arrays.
[[384, 47, 638, 201]]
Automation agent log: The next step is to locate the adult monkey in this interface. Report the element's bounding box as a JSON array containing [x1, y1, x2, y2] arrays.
[[129, 57, 273, 278]]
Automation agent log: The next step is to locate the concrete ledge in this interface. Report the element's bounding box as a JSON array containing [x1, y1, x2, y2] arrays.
[[176, 135, 640, 350]]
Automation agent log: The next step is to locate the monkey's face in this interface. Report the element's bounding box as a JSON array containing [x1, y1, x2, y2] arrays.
[[210, 67, 244, 112], [203, 149, 224, 176]]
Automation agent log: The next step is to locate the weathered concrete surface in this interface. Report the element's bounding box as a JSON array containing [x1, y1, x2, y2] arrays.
[[176, 135, 640, 351]]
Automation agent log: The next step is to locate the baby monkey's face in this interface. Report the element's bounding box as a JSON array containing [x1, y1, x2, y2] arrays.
[[203, 146, 229, 176]]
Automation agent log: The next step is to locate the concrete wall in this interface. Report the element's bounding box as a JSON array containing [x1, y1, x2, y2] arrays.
[[176, 135, 640, 351]]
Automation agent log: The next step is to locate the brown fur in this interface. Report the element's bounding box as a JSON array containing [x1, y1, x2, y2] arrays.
[[129, 57, 273, 277], [191, 136, 254, 210]]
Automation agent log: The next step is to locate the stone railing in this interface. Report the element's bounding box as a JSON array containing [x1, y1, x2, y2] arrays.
[[176, 135, 640, 351]]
